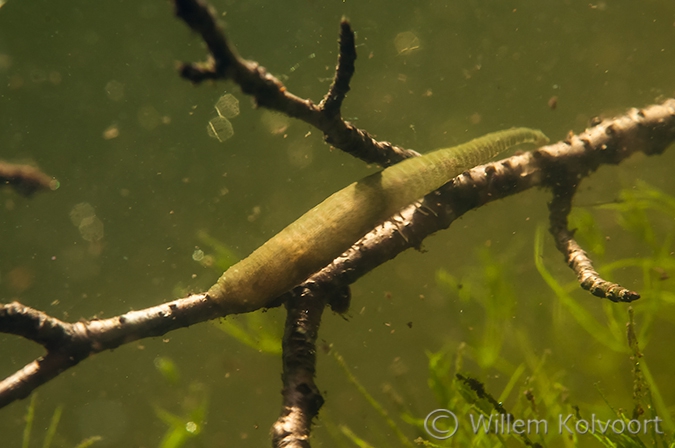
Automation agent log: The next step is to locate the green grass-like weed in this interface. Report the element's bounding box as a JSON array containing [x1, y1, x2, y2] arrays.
[[22, 393, 101, 448], [320, 182, 675, 447], [202, 182, 675, 447], [153, 356, 209, 448]]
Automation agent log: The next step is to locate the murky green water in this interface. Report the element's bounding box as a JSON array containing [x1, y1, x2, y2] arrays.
[[2, 1, 675, 446]]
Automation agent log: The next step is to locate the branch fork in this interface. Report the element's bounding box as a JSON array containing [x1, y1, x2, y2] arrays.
[[2, 1, 675, 446]]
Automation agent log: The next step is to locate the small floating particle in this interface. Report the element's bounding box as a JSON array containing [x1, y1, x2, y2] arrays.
[[215, 93, 240, 119], [548, 96, 558, 110], [394, 31, 421, 55], [103, 124, 120, 140], [207, 116, 234, 142]]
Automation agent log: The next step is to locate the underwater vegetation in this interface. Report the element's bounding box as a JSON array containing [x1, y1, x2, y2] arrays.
[[185, 181, 674, 447], [2, 0, 675, 446]]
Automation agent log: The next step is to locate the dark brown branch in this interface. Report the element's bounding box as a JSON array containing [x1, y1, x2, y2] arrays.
[[1, 2, 671, 446], [174, 0, 235, 82], [535, 104, 675, 302], [272, 286, 328, 448], [318, 19, 356, 118], [280, 100, 675, 307], [0, 294, 219, 408], [3, 3, 675, 441], [174, 0, 418, 167], [1, 99, 674, 421], [548, 183, 639, 302], [0, 161, 58, 197]]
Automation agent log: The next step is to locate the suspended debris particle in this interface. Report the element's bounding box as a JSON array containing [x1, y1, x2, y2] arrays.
[[207, 116, 234, 142], [394, 31, 421, 55], [247, 205, 261, 222], [69, 202, 104, 242], [548, 96, 558, 110], [260, 110, 289, 135], [6, 266, 35, 293], [138, 105, 161, 131], [287, 140, 314, 169], [79, 216, 104, 242], [30, 69, 46, 84], [215, 93, 240, 119], [105, 80, 125, 102], [192, 249, 205, 262], [69, 202, 96, 227], [0, 54, 10, 72], [103, 124, 120, 140], [49, 71, 62, 85]]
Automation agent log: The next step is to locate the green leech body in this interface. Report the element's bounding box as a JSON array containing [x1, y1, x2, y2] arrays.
[[208, 127, 548, 313]]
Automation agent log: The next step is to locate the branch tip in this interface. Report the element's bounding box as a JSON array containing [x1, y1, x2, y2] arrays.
[[319, 18, 357, 118], [0, 161, 58, 197], [548, 185, 641, 303]]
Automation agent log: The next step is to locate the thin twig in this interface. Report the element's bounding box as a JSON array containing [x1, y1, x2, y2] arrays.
[[0, 294, 218, 408], [174, 0, 418, 167], [0, 161, 58, 197], [548, 183, 639, 302], [318, 18, 356, 118]]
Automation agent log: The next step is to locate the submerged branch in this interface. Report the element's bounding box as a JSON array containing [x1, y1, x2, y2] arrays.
[[282, 100, 675, 307], [272, 286, 328, 448], [0, 161, 58, 197], [318, 19, 356, 119], [174, 0, 418, 167], [0, 294, 219, 408], [2, 99, 672, 411], [2, 2, 675, 445], [548, 183, 639, 302]]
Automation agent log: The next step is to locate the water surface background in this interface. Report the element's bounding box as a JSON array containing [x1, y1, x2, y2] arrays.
[[1, 0, 675, 446]]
